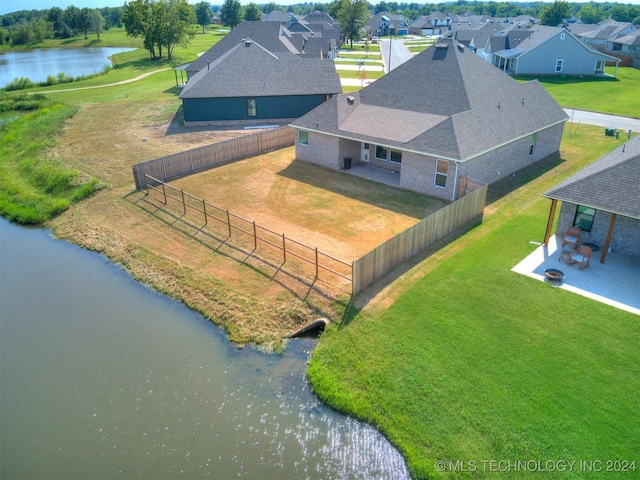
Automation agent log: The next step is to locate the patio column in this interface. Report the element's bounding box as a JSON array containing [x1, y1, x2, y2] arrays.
[[543, 199, 557, 246], [600, 213, 617, 264]]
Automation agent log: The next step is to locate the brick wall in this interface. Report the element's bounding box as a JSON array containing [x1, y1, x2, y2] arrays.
[[556, 202, 640, 259]]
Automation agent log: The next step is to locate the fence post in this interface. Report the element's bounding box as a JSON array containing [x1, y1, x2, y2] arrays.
[[181, 189, 186, 215], [282, 233, 286, 263], [253, 221, 257, 251], [226, 210, 231, 237], [145, 174, 150, 196], [190, 151, 194, 175], [162, 182, 167, 205], [315, 247, 319, 279], [203, 200, 208, 226], [162, 157, 167, 182]]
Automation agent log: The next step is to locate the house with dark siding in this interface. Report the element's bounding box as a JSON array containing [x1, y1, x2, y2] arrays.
[[290, 38, 568, 201], [179, 39, 341, 125]]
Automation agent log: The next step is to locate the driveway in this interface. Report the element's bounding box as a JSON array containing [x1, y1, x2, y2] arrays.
[[564, 108, 640, 133], [380, 39, 413, 73]]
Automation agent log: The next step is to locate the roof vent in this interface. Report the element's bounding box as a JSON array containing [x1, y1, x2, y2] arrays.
[[434, 42, 449, 49], [346, 96, 355, 105], [244, 39, 252, 47], [457, 44, 465, 52]]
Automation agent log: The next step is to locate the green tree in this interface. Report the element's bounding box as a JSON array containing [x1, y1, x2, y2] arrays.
[[89, 9, 105, 40], [194, 1, 211, 33], [540, 0, 571, 26], [220, 0, 242, 28], [336, 0, 369, 47], [262, 2, 282, 14], [123, 0, 195, 59], [577, 4, 602, 24], [162, 0, 197, 59], [77, 8, 92, 39], [327, 1, 341, 21], [244, 3, 262, 21], [47, 7, 66, 37]]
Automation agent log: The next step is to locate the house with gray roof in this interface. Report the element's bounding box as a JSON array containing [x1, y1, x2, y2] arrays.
[[489, 25, 620, 76], [179, 39, 341, 125], [185, 22, 302, 79], [290, 38, 568, 201], [543, 136, 640, 261], [571, 19, 638, 51]]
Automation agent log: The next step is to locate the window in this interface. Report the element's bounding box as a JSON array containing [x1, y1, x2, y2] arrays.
[[298, 130, 308, 146], [375, 145, 389, 160], [435, 159, 448, 187], [529, 132, 537, 156], [247, 98, 256, 117], [390, 149, 402, 163], [555, 59, 563, 73], [573, 205, 595, 232]]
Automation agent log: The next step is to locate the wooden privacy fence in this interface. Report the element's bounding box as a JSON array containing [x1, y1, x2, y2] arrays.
[[352, 179, 487, 294], [144, 174, 352, 286], [132, 126, 295, 190]]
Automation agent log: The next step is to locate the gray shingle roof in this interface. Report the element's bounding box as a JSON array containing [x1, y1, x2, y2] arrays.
[[180, 40, 341, 99], [291, 38, 568, 161], [187, 22, 301, 76], [543, 136, 640, 220]]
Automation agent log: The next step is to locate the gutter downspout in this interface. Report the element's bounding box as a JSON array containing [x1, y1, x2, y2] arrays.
[[451, 162, 459, 201]]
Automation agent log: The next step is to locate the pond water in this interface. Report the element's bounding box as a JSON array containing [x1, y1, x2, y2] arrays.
[[0, 47, 134, 87], [0, 218, 409, 479]]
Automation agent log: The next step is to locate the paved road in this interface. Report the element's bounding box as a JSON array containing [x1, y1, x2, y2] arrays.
[[380, 39, 413, 73], [564, 108, 640, 133]]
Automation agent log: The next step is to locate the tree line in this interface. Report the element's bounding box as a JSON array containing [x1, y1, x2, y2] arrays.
[[2, 1, 638, 51]]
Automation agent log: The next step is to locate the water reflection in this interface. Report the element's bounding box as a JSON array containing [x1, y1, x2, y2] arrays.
[[0, 219, 409, 479], [0, 48, 134, 87]]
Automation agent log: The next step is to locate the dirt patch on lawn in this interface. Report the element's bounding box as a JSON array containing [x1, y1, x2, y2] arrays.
[[47, 100, 444, 347]]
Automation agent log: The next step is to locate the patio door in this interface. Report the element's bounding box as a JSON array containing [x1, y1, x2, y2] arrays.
[[361, 142, 370, 163]]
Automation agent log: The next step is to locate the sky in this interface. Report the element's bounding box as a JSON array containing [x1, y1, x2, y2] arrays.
[[2, 0, 640, 16]]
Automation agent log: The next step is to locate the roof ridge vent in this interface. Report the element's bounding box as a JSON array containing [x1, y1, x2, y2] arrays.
[[435, 42, 449, 49]]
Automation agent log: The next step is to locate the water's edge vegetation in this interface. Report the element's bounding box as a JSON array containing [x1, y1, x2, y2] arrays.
[[0, 93, 99, 224]]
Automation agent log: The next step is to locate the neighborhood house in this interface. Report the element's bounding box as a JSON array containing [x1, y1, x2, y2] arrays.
[[543, 136, 640, 262], [179, 38, 341, 125], [291, 38, 569, 201]]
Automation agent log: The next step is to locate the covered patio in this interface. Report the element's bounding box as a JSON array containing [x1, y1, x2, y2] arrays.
[[512, 235, 640, 315], [342, 161, 401, 188]]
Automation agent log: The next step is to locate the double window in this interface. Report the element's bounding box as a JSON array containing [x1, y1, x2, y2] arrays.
[[573, 205, 595, 232], [435, 159, 448, 187], [374, 145, 402, 163]]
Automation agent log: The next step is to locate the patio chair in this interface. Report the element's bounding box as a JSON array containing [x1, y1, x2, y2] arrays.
[[562, 226, 581, 248], [568, 245, 592, 270]]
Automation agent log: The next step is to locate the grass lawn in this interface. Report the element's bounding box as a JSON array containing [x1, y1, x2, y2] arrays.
[[515, 66, 640, 119], [307, 125, 639, 479]]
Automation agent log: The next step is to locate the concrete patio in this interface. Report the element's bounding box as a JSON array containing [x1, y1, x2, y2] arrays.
[[512, 235, 640, 315], [342, 161, 401, 187]]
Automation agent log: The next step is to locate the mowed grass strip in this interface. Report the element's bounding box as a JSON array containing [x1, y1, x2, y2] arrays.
[[307, 125, 639, 480], [515, 66, 640, 119]]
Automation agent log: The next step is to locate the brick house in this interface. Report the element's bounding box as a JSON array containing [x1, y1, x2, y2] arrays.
[[290, 38, 568, 201]]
